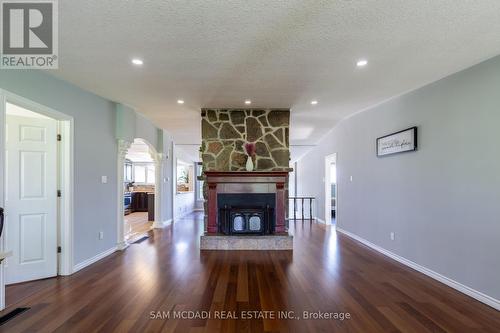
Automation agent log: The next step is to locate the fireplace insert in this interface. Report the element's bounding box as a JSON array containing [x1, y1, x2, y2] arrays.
[[219, 205, 274, 235], [217, 193, 276, 235]]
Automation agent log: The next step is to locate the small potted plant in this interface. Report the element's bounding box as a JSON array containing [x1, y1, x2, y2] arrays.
[[244, 142, 256, 171]]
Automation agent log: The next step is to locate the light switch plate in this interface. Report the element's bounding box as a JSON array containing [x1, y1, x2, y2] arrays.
[[101, 176, 108, 184]]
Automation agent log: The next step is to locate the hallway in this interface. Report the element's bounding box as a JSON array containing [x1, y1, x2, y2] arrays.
[[2, 213, 500, 332]]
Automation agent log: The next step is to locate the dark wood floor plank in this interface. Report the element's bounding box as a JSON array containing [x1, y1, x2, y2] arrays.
[[1, 213, 499, 333]]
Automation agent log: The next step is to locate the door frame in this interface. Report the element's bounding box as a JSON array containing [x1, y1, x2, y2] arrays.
[[116, 138, 163, 250], [0, 89, 74, 310], [324, 153, 337, 226]]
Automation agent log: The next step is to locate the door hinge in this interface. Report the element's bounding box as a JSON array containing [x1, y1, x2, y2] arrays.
[[57, 190, 62, 197], [57, 134, 62, 141], [57, 246, 62, 253]]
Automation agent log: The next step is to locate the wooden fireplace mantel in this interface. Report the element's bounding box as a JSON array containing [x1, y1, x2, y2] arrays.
[[205, 171, 289, 234]]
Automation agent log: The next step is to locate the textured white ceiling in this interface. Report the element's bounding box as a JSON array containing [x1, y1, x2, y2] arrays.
[[51, 0, 500, 147]]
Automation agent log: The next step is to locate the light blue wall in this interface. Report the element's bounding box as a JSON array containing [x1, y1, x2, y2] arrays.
[[116, 104, 136, 143], [116, 103, 161, 152], [296, 55, 500, 301]]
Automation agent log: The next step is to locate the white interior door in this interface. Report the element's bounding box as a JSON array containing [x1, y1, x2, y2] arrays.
[[5, 112, 58, 284]]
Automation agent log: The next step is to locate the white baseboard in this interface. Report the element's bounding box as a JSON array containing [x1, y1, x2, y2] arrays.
[[315, 217, 326, 224], [152, 219, 172, 228], [73, 247, 117, 273], [336, 228, 500, 311], [116, 240, 129, 251], [175, 209, 195, 220]]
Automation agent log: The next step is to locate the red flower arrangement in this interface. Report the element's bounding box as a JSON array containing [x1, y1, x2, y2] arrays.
[[244, 142, 256, 157]]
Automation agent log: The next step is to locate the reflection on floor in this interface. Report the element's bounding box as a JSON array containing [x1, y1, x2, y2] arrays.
[[3, 212, 500, 332], [124, 212, 152, 242], [5, 277, 55, 309]]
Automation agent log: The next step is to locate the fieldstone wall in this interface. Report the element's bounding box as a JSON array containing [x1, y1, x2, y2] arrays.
[[201, 109, 290, 171]]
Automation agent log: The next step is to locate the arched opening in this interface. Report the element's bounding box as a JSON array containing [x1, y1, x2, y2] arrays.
[[117, 138, 162, 248]]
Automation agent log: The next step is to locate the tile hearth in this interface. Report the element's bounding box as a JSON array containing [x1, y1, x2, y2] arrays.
[[200, 234, 293, 250]]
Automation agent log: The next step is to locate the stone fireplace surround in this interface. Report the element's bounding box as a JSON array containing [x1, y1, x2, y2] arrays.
[[200, 171, 293, 250]]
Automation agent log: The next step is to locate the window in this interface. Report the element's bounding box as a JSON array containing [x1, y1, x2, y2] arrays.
[[133, 163, 155, 184], [134, 165, 146, 183], [177, 160, 194, 193]]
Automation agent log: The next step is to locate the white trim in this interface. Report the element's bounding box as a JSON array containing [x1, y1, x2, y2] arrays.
[[57, 120, 74, 276], [336, 228, 500, 311], [315, 217, 326, 224], [117, 138, 164, 250], [171, 142, 176, 228], [324, 153, 337, 225], [152, 219, 172, 228], [0, 90, 74, 310], [174, 209, 195, 221], [153, 152, 164, 232], [117, 139, 132, 251], [72, 247, 117, 273], [151, 221, 163, 229], [0, 91, 6, 311]]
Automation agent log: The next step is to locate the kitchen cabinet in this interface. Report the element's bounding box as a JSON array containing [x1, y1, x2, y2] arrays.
[[132, 192, 149, 212], [147, 193, 155, 221]]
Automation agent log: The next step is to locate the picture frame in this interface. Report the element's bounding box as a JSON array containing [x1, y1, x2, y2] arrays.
[[376, 126, 417, 157]]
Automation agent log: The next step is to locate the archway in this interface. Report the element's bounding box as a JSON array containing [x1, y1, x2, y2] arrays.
[[116, 138, 163, 249]]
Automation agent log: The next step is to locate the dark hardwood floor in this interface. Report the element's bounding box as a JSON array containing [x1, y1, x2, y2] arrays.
[[1, 212, 499, 332]]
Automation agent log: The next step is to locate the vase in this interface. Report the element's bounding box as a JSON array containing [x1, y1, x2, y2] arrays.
[[245, 156, 254, 171]]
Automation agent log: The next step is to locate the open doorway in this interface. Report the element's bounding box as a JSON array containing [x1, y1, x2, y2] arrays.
[[324, 153, 337, 225], [123, 139, 157, 243], [1, 91, 74, 310]]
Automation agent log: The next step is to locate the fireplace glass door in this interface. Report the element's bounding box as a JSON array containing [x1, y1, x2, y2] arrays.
[[233, 214, 245, 231], [248, 215, 262, 231], [227, 209, 267, 235]]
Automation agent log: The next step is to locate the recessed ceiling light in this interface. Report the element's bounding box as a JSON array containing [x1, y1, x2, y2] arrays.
[[131, 58, 144, 65], [356, 59, 368, 67], [245, 100, 252, 105], [311, 100, 318, 105], [177, 99, 184, 104]]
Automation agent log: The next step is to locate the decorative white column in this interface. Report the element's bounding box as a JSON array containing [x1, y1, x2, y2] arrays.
[[117, 139, 131, 250], [152, 152, 165, 228]]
